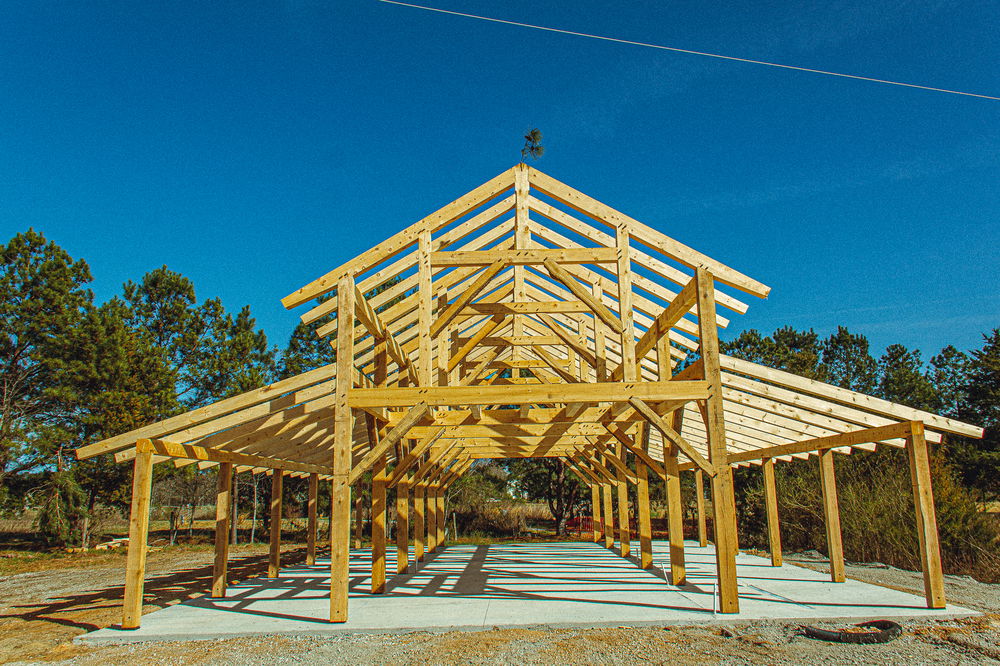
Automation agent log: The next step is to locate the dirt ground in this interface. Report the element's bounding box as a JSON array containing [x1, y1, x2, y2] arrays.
[[2, 544, 999, 665]]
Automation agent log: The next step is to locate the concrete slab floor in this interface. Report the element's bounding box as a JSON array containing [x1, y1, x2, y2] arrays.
[[79, 540, 977, 644]]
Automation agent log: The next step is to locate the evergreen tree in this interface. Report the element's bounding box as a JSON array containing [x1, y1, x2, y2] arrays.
[[821, 326, 878, 392], [0, 230, 93, 495], [955, 330, 1000, 499], [877, 344, 937, 410]]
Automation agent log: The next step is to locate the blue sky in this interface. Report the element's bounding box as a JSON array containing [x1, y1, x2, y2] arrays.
[[2, 1, 998, 359]]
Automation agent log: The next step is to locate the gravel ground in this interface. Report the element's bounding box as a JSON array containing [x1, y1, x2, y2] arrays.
[[3, 549, 999, 665]]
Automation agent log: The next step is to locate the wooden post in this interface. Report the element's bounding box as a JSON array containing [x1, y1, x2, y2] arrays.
[[906, 422, 945, 608], [591, 483, 602, 543], [695, 267, 740, 613], [396, 479, 409, 574], [818, 449, 846, 583], [762, 458, 782, 567], [268, 471, 284, 578], [371, 454, 387, 593], [212, 462, 233, 598], [414, 482, 426, 562], [658, 333, 685, 583], [635, 423, 653, 569], [426, 485, 437, 554], [694, 469, 707, 547], [615, 441, 631, 557], [436, 490, 445, 547], [122, 439, 155, 629], [330, 274, 355, 622], [371, 338, 388, 593], [354, 491, 364, 549], [602, 474, 614, 549], [306, 472, 318, 566]]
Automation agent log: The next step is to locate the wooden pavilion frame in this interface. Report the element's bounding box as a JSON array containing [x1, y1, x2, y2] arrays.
[[76, 164, 983, 628]]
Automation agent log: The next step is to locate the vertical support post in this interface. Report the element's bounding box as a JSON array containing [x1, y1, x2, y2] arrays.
[[396, 479, 410, 574], [762, 458, 782, 567], [907, 421, 945, 608], [330, 274, 355, 622], [414, 482, 426, 562], [122, 439, 155, 629], [635, 423, 653, 569], [615, 223, 636, 379], [694, 469, 707, 547], [353, 491, 364, 549], [591, 482, 602, 543], [658, 332, 686, 584], [592, 283, 607, 382], [371, 339, 388, 593], [268, 471, 283, 578], [436, 488, 446, 547], [512, 163, 529, 361], [615, 441, 631, 557], [601, 471, 614, 549], [306, 472, 318, 566], [426, 484, 438, 554], [695, 267, 739, 613], [818, 449, 846, 583], [418, 230, 433, 386], [212, 462, 233, 598], [371, 455, 387, 593]]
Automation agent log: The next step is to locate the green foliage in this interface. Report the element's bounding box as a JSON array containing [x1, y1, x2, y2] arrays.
[[521, 128, 544, 162], [954, 329, 1000, 499], [34, 470, 87, 547], [508, 458, 586, 534], [0, 230, 93, 487], [729, 325, 1000, 580]]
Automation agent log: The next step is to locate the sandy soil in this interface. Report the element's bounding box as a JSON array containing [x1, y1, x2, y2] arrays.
[[1, 547, 998, 665]]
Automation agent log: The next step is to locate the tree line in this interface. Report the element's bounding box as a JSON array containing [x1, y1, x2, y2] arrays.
[[1, 229, 329, 545], [2, 228, 998, 572]]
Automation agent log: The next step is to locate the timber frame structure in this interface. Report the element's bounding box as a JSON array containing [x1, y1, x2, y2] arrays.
[[77, 164, 984, 628]]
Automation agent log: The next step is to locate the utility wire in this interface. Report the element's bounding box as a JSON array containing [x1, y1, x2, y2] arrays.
[[378, 0, 1000, 102]]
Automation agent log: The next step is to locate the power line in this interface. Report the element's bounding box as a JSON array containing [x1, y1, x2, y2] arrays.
[[377, 0, 1000, 102]]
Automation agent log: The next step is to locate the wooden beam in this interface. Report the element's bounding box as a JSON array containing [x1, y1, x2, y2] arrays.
[[330, 275, 354, 623], [386, 428, 446, 487], [634, 423, 653, 568], [282, 166, 515, 309], [354, 286, 421, 386], [696, 267, 740, 614], [525, 166, 770, 298], [726, 421, 919, 464], [719, 355, 982, 439], [371, 449, 387, 593], [610, 276, 697, 382], [818, 449, 846, 583], [536, 313, 600, 370], [122, 440, 155, 629], [349, 402, 430, 484], [131, 439, 333, 476], [542, 257, 623, 334], [396, 477, 410, 574], [629, 398, 714, 476], [306, 472, 318, 567], [762, 458, 782, 567], [906, 421, 945, 608], [431, 260, 506, 337], [77, 363, 340, 460], [212, 462, 233, 598], [268, 471, 283, 578], [432, 247, 617, 266], [350, 379, 710, 409], [447, 314, 507, 372], [460, 301, 591, 316], [694, 468, 707, 547]]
